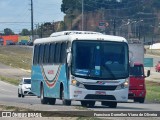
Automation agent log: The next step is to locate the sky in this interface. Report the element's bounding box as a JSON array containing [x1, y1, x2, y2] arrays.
[[0, 0, 65, 33]]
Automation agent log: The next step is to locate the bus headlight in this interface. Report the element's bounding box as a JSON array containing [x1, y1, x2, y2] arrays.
[[116, 79, 129, 90], [71, 80, 85, 88]]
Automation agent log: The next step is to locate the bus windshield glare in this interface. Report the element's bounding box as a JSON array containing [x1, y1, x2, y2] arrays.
[[72, 40, 129, 80]]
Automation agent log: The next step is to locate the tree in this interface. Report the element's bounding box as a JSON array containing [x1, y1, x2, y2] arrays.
[[57, 21, 66, 31], [61, 0, 81, 14], [4, 28, 14, 35], [35, 22, 55, 38], [61, 0, 132, 14], [19, 29, 30, 36]]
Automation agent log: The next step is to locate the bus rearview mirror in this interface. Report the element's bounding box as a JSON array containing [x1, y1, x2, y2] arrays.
[[67, 53, 72, 67]]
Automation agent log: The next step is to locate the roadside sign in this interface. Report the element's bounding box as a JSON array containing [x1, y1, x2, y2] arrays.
[[105, 22, 109, 27], [99, 21, 105, 27], [144, 58, 153, 67], [99, 21, 105, 30]]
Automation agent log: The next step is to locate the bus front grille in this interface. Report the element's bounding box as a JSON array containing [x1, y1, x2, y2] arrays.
[[84, 94, 116, 100], [84, 84, 117, 90]]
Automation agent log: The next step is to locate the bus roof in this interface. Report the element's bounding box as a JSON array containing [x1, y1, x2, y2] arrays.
[[34, 31, 127, 44]]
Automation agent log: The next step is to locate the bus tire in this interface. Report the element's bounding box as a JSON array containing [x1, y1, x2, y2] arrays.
[[63, 99, 71, 106], [102, 101, 117, 108], [48, 98, 56, 105], [108, 102, 117, 108], [81, 101, 95, 108], [40, 85, 48, 104], [62, 88, 71, 106]]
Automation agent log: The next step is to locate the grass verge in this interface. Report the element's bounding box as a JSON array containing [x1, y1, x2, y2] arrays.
[[146, 81, 160, 103], [0, 104, 32, 111], [0, 75, 19, 85], [0, 46, 32, 70]]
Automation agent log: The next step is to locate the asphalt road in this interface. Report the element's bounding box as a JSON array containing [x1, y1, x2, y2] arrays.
[[0, 79, 160, 112], [0, 63, 30, 80]]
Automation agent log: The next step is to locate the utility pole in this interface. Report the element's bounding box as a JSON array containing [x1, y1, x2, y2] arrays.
[[82, 0, 84, 31], [31, 0, 34, 41]]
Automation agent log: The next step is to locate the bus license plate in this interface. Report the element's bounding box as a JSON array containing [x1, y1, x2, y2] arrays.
[[95, 91, 106, 95]]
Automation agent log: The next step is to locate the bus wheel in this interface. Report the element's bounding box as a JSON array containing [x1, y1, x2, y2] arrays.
[[62, 88, 71, 106], [81, 101, 95, 108], [102, 101, 117, 108], [40, 85, 48, 104], [48, 98, 56, 105], [108, 102, 117, 108]]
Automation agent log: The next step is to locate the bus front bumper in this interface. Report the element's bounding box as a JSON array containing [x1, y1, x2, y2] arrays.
[[69, 85, 128, 102]]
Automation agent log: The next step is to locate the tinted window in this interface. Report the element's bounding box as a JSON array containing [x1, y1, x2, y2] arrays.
[[72, 40, 129, 80], [44, 44, 50, 64], [130, 65, 144, 76], [39, 45, 45, 64], [23, 79, 31, 84], [49, 43, 55, 64], [33, 42, 68, 65], [55, 43, 61, 63], [33, 45, 40, 65], [60, 42, 67, 63]]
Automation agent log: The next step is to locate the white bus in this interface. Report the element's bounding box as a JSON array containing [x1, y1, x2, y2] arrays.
[[31, 31, 129, 108]]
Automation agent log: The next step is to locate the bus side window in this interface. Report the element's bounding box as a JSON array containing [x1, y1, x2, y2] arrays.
[[55, 43, 61, 63], [33, 45, 40, 65], [60, 42, 67, 63], [49, 43, 55, 64], [44, 44, 50, 64], [39, 44, 45, 64], [33, 45, 36, 65]]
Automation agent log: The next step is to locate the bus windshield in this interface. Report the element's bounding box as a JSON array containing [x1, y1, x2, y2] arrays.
[[130, 65, 144, 77], [71, 40, 129, 80]]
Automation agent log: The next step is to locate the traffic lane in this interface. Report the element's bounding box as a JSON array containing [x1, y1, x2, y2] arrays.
[[0, 80, 160, 111], [91, 102, 160, 111], [0, 80, 38, 104], [0, 63, 30, 79], [0, 95, 160, 111], [0, 81, 17, 96]]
